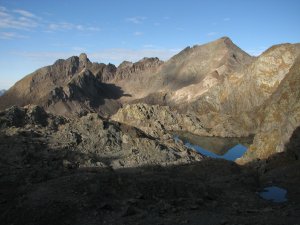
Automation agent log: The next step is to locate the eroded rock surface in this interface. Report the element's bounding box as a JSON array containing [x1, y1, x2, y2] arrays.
[[240, 56, 300, 162], [0, 105, 202, 171], [112, 103, 209, 138]]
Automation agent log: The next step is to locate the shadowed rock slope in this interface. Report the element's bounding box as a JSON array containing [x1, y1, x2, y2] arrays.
[[1, 106, 300, 225], [0, 54, 125, 117], [0, 105, 202, 169], [0, 54, 164, 117]]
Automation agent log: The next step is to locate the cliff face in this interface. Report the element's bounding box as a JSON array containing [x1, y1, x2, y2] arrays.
[[240, 56, 300, 162], [111, 57, 164, 101]]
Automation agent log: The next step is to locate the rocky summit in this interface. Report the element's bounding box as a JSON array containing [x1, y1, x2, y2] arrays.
[[1, 37, 300, 224]]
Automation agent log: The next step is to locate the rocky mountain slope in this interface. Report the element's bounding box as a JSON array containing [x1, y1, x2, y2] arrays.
[[0, 53, 164, 117], [0, 37, 253, 116], [0, 54, 123, 117], [159, 37, 253, 98], [1, 37, 300, 162], [118, 37, 253, 101], [113, 42, 300, 141], [240, 56, 300, 162]]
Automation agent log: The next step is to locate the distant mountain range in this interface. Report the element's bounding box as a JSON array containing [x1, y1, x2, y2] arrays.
[[0, 37, 254, 115], [0, 37, 300, 162]]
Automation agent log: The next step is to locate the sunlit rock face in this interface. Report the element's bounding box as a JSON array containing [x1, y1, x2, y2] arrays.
[[179, 43, 300, 138], [188, 44, 298, 114], [111, 103, 209, 138], [240, 56, 300, 162]]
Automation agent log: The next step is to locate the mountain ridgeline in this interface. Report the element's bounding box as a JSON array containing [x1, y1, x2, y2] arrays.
[[2, 37, 300, 224], [1, 37, 300, 162]]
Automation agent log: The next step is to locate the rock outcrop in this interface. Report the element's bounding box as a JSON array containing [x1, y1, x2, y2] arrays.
[[112, 103, 209, 138], [240, 56, 300, 162], [0, 105, 202, 170]]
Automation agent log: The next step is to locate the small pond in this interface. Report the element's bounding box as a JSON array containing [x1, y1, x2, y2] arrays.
[[174, 133, 288, 203], [259, 186, 288, 203], [174, 132, 253, 161]]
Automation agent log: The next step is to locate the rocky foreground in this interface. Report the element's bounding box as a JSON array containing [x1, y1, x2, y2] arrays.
[[1, 106, 300, 225]]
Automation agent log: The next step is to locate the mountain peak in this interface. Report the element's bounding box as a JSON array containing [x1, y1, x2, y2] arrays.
[[221, 36, 234, 45], [118, 61, 133, 69], [79, 53, 88, 61], [79, 53, 90, 66], [209, 36, 235, 48], [219, 36, 231, 41]]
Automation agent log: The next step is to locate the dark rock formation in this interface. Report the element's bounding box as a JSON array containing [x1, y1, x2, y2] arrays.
[[0, 105, 202, 169], [1, 106, 300, 225]]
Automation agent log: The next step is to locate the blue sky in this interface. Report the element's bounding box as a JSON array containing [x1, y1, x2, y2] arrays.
[[0, 0, 299, 89]]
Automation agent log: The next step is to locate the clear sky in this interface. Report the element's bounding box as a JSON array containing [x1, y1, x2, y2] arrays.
[[0, 0, 299, 89]]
